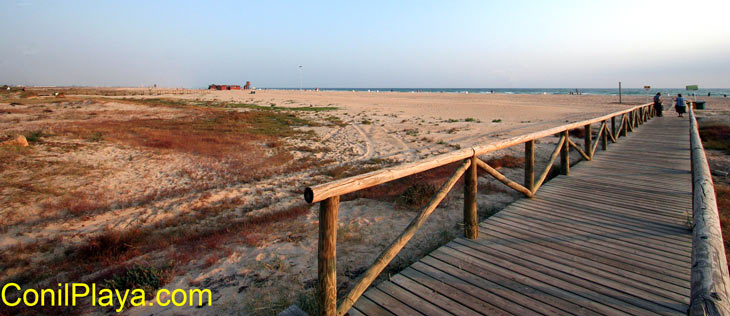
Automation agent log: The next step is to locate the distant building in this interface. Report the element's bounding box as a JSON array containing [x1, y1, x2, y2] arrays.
[[208, 84, 241, 90]]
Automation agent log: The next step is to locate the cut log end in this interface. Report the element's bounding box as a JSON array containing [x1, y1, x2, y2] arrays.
[[305, 187, 315, 204]]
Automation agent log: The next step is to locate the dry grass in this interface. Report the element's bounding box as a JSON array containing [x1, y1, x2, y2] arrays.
[[52, 107, 322, 191], [60, 108, 310, 156], [396, 183, 437, 209], [486, 154, 525, 169], [5, 201, 312, 309], [700, 124, 730, 154], [568, 128, 585, 138], [344, 161, 464, 203], [0, 96, 339, 315], [322, 163, 381, 180]]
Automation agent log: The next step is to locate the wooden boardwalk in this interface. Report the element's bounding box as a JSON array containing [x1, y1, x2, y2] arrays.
[[350, 116, 693, 316]]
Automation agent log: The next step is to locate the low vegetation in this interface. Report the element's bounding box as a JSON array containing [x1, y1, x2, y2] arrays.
[[0, 93, 347, 315], [700, 123, 730, 154], [486, 154, 525, 168], [396, 183, 437, 209]]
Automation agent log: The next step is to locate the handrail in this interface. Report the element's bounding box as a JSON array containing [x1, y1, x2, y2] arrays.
[[305, 103, 650, 204], [306, 102, 656, 316], [688, 106, 730, 315]]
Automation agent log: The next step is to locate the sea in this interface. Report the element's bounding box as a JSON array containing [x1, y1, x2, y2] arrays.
[[270, 87, 730, 97]]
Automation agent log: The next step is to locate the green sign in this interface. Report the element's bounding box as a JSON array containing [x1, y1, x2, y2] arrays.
[[686, 85, 699, 91]]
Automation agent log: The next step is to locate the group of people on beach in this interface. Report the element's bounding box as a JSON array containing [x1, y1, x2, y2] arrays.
[[652, 92, 687, 118]]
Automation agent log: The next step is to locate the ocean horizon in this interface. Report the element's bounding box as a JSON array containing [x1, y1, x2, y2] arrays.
[[263, 87, 730, 96]]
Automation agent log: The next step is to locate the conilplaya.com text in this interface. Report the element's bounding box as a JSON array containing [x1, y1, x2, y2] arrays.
[[2, 283, 212, 312]]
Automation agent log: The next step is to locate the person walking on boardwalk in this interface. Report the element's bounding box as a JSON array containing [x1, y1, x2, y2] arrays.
[[653, 92, 663, 117], [674, 93, 686, 117]]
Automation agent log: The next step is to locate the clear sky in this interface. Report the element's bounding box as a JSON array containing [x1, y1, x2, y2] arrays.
[[1, 0, 729, 88]]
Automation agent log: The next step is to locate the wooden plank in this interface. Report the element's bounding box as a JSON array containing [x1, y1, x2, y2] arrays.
[[510, 201, 692, 257], [545, 176, 692, 201], [536, 183, 690, 216], [502, 201, 691, 260], [277, 305, 309, 316], [353, 295, 397, 316], [530, 190, 694, 237], [495, 207, 691, 268], [510, 195, 692, 244], [416, 257, 564, 315], [479, 222, 690, 287], [363, 287, 423, 315], [532, 187, 692, 229], [535, 186, 691, 223], [399, 268, 510, 316], [346, 307, 366, 316], [526, 187, 693, 230], [410, 261, 540, 315], [461, 232, 690, 301], [389, 274, 483, 316], [547, 178, 692, 204], [486, 216, 690, 277], [376, 282, 451, 316], [436, 244, 656, 316], [493, 202, 691, 262], [473, 225, 690, 295], [429, 246, 608, 316], [445, 241, 687, 314]]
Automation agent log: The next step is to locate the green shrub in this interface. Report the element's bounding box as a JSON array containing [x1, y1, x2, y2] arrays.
[[23, 130, 45, 143], [102, 264, 171, 293], [87, 132, 103, 142]]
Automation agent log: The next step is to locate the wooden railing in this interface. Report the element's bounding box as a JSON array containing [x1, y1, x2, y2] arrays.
[[688, 106, 730, 315], [304, 102, 656, 316]]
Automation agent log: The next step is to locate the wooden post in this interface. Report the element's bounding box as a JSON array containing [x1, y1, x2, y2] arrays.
[[525, 140, 535, 192], [601, 122, 608, 151], [318, 196, 339, 316], [464, 155, 478, 239], [336, 161, 470, 316], [618, 81, 622, 104], [627, 112, 632, 131], [560, 130, 570, 175], [639, 108, 646, 124], [611, 116, 616, 137], [584, 124, 592, 160], [621, 115, 628, 137]]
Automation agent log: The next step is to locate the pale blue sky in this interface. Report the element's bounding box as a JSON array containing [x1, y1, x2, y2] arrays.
[[1, 0, 729, 88]]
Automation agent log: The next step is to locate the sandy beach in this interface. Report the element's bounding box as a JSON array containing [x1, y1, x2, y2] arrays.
[[2, 88, 729, 315]]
